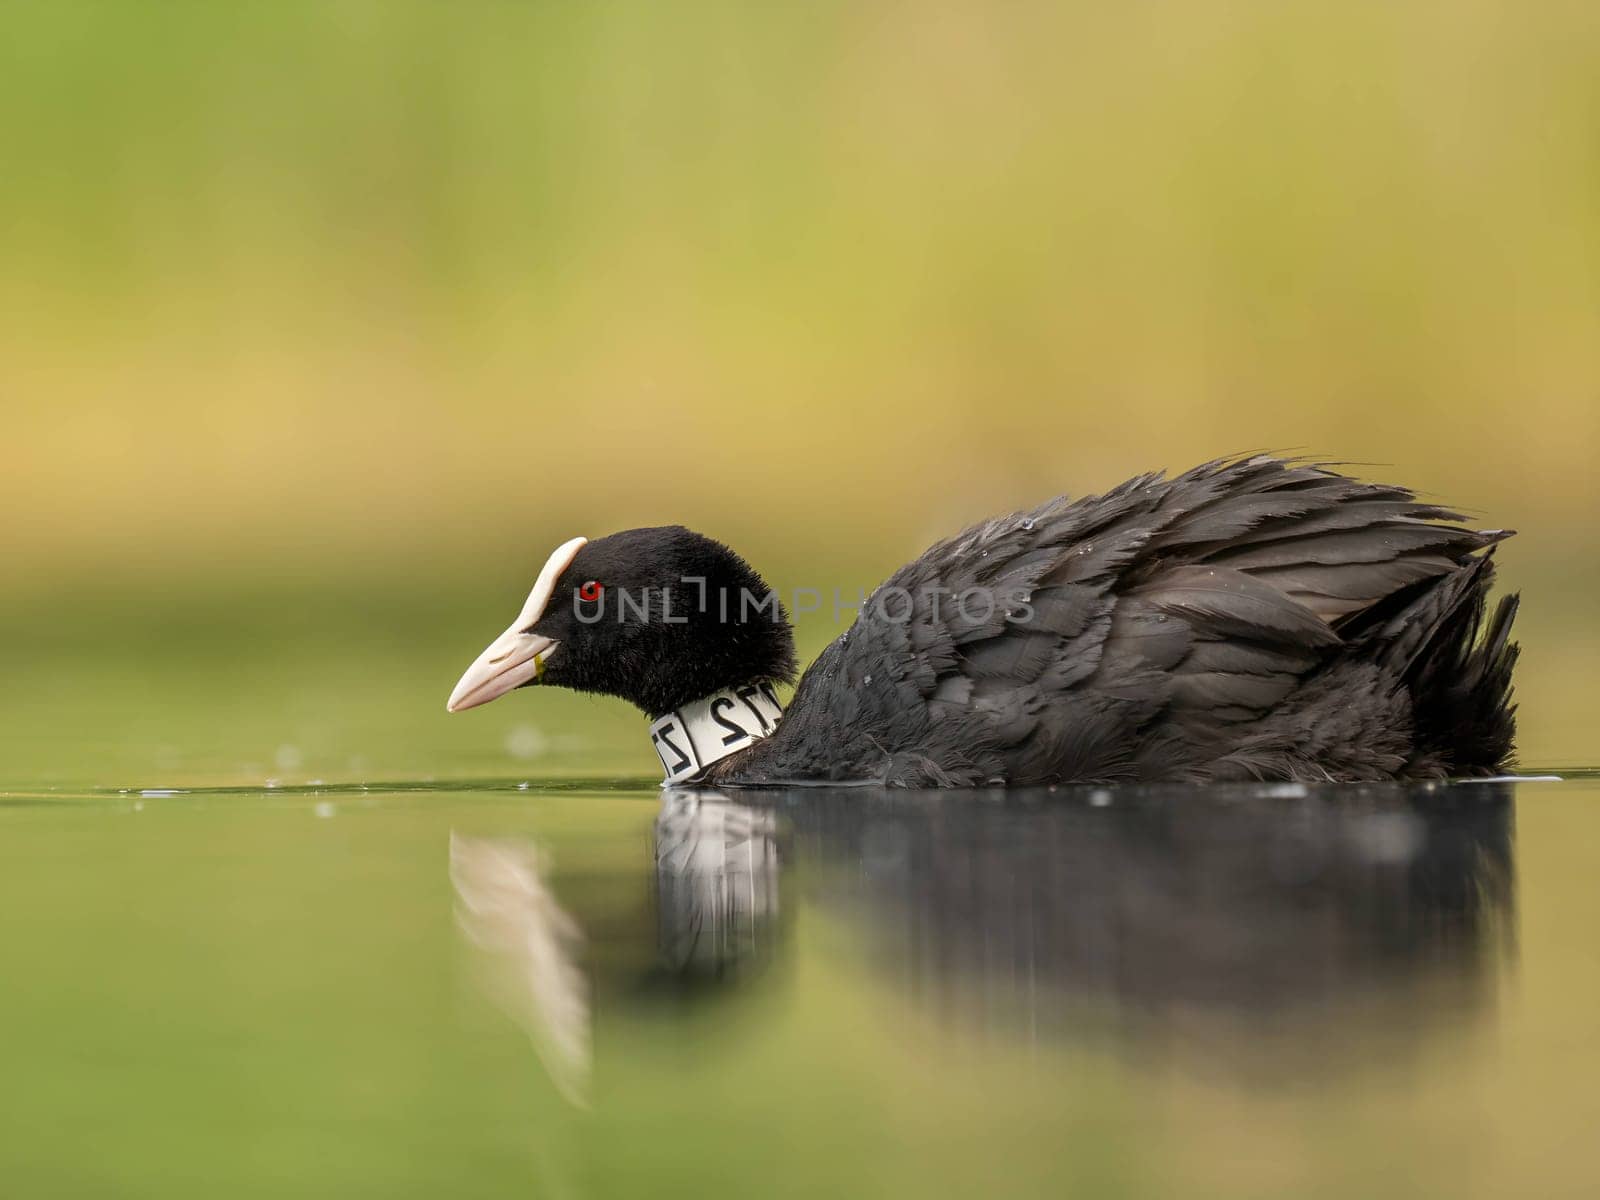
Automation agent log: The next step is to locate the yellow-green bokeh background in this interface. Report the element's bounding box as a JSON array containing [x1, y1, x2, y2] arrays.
[[5, 1, 1598, 785], [4, 11, 1600, 1198]]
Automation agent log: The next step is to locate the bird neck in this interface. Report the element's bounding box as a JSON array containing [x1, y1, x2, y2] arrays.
[[627, 588, 798, 718], [648, 681, 786, 784]]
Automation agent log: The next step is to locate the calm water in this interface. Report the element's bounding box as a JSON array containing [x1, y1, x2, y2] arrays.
[[2, 773, 1597, 1198]]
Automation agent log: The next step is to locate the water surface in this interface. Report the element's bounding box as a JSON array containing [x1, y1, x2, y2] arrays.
[[1, 772, 1596, 1198]]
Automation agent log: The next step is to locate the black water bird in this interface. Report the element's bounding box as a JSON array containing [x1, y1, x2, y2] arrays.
[[447, 456, 1519, 786]]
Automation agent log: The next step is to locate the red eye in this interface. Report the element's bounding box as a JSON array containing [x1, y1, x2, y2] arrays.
[[578, 580, 603, 602]]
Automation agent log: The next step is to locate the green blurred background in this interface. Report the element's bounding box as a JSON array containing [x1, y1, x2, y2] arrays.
[[4, 9, 1600, 1199], [4, 0, 1598, 788]]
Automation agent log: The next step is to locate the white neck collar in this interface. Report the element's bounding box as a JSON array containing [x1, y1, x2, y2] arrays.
[[649, 683, 785, 785]]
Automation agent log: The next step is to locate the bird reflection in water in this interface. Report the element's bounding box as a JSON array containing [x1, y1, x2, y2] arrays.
[[450, 783, 1514, 1095], [652, 782, 1515, 1073], [654, 791, 784, 975], [449, 833, 590, 1105]]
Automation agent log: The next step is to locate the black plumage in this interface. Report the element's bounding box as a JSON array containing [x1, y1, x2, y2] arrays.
[[453, 455, 1521, 786]]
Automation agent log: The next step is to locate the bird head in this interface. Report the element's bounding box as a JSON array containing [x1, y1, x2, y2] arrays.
[[447, 526, 797, 719]]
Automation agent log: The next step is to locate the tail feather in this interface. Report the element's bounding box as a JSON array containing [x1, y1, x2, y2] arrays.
[[1348, 553, 1519, 775], [1427, 590, 1519, 773]]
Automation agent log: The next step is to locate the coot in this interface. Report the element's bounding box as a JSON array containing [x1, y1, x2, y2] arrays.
[[447, 456, 1518, 786]]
